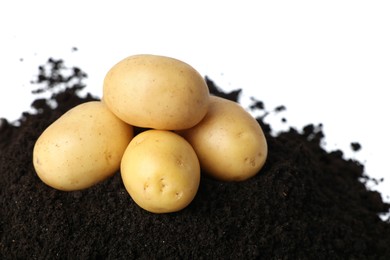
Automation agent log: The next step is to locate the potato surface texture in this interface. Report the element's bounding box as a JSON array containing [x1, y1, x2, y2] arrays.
[[121, 130, 200, 213], [33, 101, 134, 191], [103, 54, 210, 130], [178, 96, 268, 181]]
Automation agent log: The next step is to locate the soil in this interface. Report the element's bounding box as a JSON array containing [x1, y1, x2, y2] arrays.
[[1, 58, 390, 259]]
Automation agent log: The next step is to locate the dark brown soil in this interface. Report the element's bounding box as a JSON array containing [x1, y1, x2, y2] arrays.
[[1, 58, 389, 259]]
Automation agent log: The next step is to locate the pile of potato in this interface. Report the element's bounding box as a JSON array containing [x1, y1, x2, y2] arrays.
[[33, 54, 268, 213]]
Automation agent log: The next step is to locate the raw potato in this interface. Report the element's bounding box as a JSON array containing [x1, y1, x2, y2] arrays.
[[33, 101, 134, 191], [103, 54, 210, 130], [178, 96, 268, 181], [121, 130, 200, 213]]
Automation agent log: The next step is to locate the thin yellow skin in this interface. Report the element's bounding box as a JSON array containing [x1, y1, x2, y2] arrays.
[[178, 96, 268, 182], [103, 54, 210, 130], [33, 101, 134, 191], [121, 130, 200, 213]]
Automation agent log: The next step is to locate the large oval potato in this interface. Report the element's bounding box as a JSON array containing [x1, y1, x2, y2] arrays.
[[121, 130, 200, 213], [33, 101, 134, 191], [103, 54, 210, 130], [178, 96, 268, 181]]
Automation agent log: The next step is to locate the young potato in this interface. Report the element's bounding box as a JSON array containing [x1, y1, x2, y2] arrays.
[[103, 54, 210, 130], [121, 130, 200, 213], [33, 101, 134, 191], [178, 96, 268, 182]]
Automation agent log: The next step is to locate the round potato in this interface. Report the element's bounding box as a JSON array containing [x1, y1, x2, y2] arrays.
[[178, 96, 268, 181], [103, 54, 210, 130], [33, 101, 134, 191], [121, 130, 200, 213]]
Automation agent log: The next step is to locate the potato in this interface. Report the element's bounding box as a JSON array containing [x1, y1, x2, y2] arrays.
[[178, 96, 268, 181], [121, 130, 200, 213], [33, 101, 134, 191], [103, 54, 210, 130]]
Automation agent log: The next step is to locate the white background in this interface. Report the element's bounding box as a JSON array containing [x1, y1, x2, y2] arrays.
[[1, 1, 389, 210]]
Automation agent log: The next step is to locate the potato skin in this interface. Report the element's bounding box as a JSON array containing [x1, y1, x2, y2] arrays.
[[103, 54, 210, 130], [121, 130, 200, 213], [33, 101, 134, 191], [178, 96, 268, 181]]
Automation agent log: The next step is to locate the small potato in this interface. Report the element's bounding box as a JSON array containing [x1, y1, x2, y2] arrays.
[[178, 96, 268, 181], [33, 101, 134, 191], [121, 130, 200, 213], [103, 54, 210, 130]]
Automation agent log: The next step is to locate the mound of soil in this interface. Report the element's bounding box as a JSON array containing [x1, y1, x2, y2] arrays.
[[1, 58, 389, 259]]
